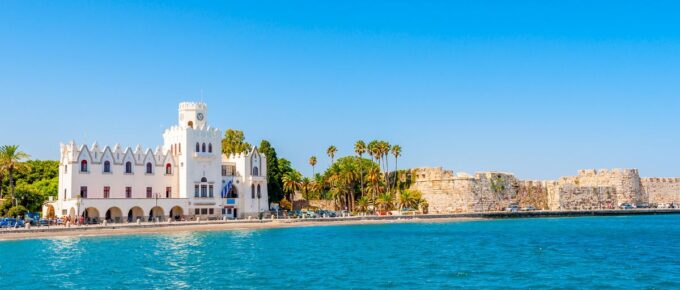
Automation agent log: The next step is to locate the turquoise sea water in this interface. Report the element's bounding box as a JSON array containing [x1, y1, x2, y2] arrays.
[[1, 215, 679, 289]]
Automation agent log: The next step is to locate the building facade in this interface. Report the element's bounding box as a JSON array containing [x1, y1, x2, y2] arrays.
[[43, 102, 269, 222]]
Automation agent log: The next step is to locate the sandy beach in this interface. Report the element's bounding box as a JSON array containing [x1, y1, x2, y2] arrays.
[[0, 216, 482, 241]]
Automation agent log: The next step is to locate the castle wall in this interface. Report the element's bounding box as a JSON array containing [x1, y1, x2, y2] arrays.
[[411, 167, 679, 213], [641, 178, 680, 205]]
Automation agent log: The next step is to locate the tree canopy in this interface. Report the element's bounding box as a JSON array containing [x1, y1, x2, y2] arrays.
[[221, 129, 252, 156]]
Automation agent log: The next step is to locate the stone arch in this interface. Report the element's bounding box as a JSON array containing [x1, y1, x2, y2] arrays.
[[149, 206, 165, 221], [69, 207, 76, 218], [84, 207, 100, 223], [128, 206, 145, 222], [105, 207, 123, 223], [169, 206, 184, 221]]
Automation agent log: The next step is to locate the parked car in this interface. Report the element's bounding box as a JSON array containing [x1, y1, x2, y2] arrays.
[[56, 218, 64, 225], [505, 204, 520, 212], [636, 203, 651, 209], [619, 203, 634, 210], [39, 219, 49, 226], [521, 205, 538, 211]]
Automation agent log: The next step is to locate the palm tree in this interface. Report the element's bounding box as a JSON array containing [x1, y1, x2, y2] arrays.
[[365, 167, 383, 201], [354, 140, 366, 199], [326, 145, 337, 165], [0, 145, 30, 206], [356, 196, 370, 213], [300, 177, 312, 200], [282, 172, 301, 212], [391, 145, 402, 191], [375, 192, 395, 213], [308, 156, 317, 177], [377, 141, 391, 192]]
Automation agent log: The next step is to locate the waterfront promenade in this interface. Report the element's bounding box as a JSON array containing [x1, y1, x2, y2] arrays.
[[1, 209, 679, 241]]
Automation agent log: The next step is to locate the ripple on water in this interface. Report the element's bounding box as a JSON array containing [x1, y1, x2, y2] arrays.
[[1, 215, 680, 289]]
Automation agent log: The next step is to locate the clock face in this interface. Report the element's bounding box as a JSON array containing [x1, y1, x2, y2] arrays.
[[197, 113, 204, 121]]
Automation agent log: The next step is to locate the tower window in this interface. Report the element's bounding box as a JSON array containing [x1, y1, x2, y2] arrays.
[[146, 162, 153, 174], [125, 162, 132, 174], [196, 143, 200, 153], [252, 166, 259, 176], [80, 160, 88, 172], [208, 143, 212, 153], [165, 163, 172, 174], [257, 184, 261, 198], [202, 143, 206, 152], [251, 184, 255, 199], [103, 161, 111, 173]]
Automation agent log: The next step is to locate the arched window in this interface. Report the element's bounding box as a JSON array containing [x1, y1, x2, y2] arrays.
[[80, 160, 88, 172], [252, 166, 259, 176], [165, 163, 172, 174], [103, 161, 111, 173], [201, 177, 208, 182], [146, 162, 153, 174], [257, 184, 261, 198], [125, 161, 132, 174], [178, 143, 181, 153], [251, 184, 255, 199], [196, 143, 200, 152], [202, 143, 206, 152], [208, 143, 212, 153]]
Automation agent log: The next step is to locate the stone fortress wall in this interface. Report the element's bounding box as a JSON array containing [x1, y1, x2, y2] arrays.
[[410, 167, 680, 213]]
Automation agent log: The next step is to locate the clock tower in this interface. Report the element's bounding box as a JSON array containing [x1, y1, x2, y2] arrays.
[[178, 102, 207, 129]]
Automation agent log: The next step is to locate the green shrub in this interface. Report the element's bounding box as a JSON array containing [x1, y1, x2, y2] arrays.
[[7, 205, 28, 218]]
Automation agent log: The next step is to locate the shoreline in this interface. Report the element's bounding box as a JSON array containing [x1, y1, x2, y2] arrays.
[[1, 209, 679, 241]]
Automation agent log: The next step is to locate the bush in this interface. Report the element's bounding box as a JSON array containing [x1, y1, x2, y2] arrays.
[[279, 198, 292, 210], [7, 205, 28, 218]]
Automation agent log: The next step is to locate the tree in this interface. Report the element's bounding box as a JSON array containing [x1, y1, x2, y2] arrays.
[[379, 141, 391, 192], [259, 140, 283, 203], [356, 195, 370, 213], [323, 156, 379, 211], [7, 205, 28, 218], [308, 156, 317, 176], [300, 177, 313, 200], [354, 140, 366, 201], [282, 171, 302, 211], [0, 145, 31, 206], [221, 129, 252, 156], [391, 145, 402, 191], [365, 167, 383, 201], [375, 192, 395, 212], [326, 145, 337, 165], [397, 189, 421, 210]]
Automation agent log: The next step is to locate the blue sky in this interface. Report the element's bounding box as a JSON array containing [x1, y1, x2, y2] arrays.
[[1, 1, 679, 179]]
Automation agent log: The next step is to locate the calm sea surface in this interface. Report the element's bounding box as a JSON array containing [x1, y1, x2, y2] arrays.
[[1, 215, 679, 289]]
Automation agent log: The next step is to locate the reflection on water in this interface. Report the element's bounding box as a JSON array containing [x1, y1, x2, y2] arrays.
[[1, 215, 680, 289]]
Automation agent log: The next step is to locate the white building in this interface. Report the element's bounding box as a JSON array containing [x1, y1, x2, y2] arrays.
[[43, 102, 269, 222]]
